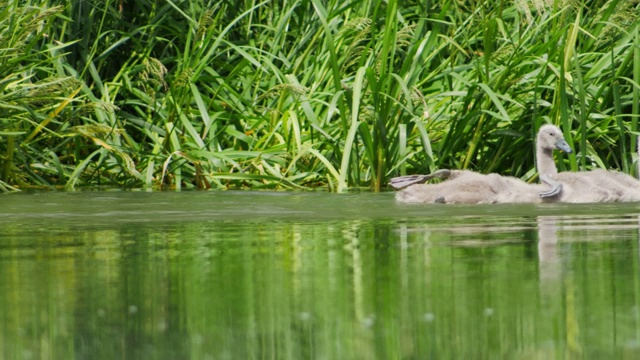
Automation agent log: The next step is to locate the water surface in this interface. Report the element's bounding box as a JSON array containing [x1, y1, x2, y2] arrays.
[[1, 191, 640, 359]]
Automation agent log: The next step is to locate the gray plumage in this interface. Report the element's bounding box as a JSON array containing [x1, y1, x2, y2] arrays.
[[394, 124, 640, 204]]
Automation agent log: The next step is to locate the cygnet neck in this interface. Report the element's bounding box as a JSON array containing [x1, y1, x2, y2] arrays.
[[536, 147, 558, 176]]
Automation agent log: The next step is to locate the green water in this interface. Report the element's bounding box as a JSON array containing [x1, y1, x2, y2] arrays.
[[1, 192, 640, 359]]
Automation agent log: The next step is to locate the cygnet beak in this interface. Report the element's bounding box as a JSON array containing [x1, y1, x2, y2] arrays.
[[556, 138, 572, 153]]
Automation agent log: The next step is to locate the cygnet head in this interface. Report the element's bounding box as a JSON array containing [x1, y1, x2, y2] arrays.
[[537, 124, 572, 153]]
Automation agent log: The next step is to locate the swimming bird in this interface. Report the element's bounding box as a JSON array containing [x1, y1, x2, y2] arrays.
[[546, 169, 640, 202], [393, 125, 573, 204], [393, 168, 555, 204], [394, 123, 640, 204], [393, 169, 496, 204], [534, 124, 640, 202]]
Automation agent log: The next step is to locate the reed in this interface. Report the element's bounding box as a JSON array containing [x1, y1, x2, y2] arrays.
[[1, 0, 639, 192]]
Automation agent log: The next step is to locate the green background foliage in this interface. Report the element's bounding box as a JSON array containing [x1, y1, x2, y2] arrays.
[[1, 0, 639, 191]]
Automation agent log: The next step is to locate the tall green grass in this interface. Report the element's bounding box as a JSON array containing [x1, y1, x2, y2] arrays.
[[1, 0, 639, 192]]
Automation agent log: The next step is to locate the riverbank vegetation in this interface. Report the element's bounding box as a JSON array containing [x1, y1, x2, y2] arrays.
[[1, 0, 639, 192]]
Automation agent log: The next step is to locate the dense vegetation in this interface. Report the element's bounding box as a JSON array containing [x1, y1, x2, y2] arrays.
[[1, 0, 639, 192]]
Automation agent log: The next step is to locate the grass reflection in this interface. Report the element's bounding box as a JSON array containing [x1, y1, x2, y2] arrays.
[[1, 205, 640, 358]]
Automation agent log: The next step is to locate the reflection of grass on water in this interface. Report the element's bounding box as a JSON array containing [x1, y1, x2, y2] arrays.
[[2, 208, 639, 358]]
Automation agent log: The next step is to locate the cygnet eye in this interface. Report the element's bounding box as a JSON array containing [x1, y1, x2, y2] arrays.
[[549, 132, 555, 136]]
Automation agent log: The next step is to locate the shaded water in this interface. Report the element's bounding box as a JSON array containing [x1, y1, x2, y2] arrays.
[[1, 191, 640, 359]]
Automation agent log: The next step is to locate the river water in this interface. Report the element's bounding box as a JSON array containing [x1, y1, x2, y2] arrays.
[[1, 191, 640, 359]]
